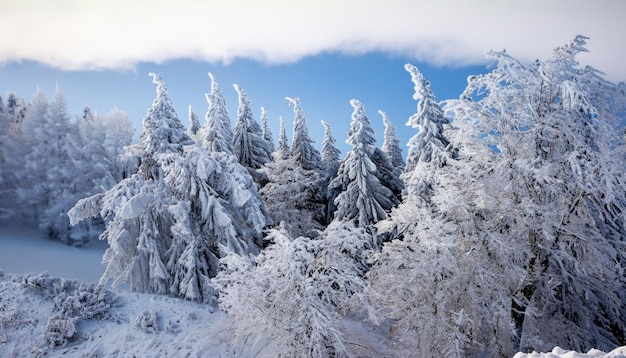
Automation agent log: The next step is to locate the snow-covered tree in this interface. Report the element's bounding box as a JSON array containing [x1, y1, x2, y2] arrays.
[[69, 73, 266, 303], [260, 156, 325, 238], [202, 73, 233, 154], [286, 97, 321, 171], [70, 105, 118, 243], [274, 116, 290, 161], [379, 110, 404, 175], [215, 224, 350, 357], [369, 198, 522, 357], [187, 105, 200, 140], [6, 91, 26, 136], [402, 63, 456, 201], [320, 120, 341, 224], [232, 84, 272, 171], [330, 99, 396, 226], [0, 92, 28, 221], [260, 106, 275, 153], [446, 35, 626, 353], [321, 120, 341, 170], [311, 221, 377, 312], [102, 107, 136, 180]]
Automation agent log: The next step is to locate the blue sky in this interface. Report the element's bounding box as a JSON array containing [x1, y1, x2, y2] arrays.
[[1, 0, 624, 156], [0, 55, 486, 155]]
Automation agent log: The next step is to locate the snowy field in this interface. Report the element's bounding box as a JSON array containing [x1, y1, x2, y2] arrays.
[[1, 225, 624, 357]]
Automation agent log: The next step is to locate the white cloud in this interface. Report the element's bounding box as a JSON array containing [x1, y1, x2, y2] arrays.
[[1, 0, 624, 81]]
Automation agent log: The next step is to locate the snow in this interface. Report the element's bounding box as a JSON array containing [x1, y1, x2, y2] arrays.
[[0, 224, 624, 357], [118, 192, 153, 220], [0, 224, 106, 282], [513, 346, 626, 358]]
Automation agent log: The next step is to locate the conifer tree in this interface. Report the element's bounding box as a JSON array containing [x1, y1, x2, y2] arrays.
[[187, 105, 200, 139], [402, 63, 455, 201], [286, 97, 321, 171], [202, 73, 233, 154], [379, 110, 404, 174], [260, 106, 275, 153], [320, 120, 341, 224], [331, 99, 395, 226], [232, 84, 272, 170], [274, 116, 290, 161]]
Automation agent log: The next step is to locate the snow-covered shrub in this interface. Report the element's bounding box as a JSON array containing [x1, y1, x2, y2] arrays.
[[215, 224, 349, 357], [20, 273, 118, 349], [312, 221, 377, 312], [44, 315, 78, 348], [135, 310, 160, 334]]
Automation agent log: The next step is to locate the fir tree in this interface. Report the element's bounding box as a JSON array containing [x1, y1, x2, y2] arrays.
[[202, 73, 233, 154], [187, 105, 200, 140], [232, 84, 272, 170], [402, 63, 455, 201], [260, 106, 275, 153], [379, 110, 404, 174], [320, 120, 341, 224], [331, 99, 395, 226], [274, 116, 290, 161], [286, 97, 321, 171]]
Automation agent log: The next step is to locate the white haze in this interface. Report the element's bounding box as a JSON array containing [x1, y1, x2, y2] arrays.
[[1, 0, 624, 81]]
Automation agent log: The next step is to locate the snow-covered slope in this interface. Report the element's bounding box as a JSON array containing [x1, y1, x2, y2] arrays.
[[0, 270, 234, 357]]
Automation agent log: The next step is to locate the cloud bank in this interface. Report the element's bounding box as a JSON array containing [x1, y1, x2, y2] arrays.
[[1, 0, 624, 81]]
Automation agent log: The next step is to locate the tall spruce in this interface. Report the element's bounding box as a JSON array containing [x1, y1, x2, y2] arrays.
[[202, 73, 233, 154], [232, 84, 272, 170], [330, 99, 395, 226], [286, 97, 321, 171], [260, 106, 275, 153]]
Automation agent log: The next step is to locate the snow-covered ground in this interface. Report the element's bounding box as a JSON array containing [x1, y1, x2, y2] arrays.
[[0, 224, 106, 283], [0, 224, 624, 357]]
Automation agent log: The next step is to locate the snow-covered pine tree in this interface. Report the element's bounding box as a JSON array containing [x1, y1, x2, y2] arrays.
[[0, 97, 11, 219], [274, 116, 290, 161], [17, 88, 49, 224], [320, 120, 341, 224], [69, 73, 266, 303], [286, 97, 321, 171], [68, 105, 118, 243], [330, 99, 396, 226], [102, 107, 136, 180], [78, 106, 117, 193], [0, 96, 8, 143], [402, 63, 456, 201], [202, 73, 233, 154], [6, 92, 26, 136], [0, 93, 28, 221], [232, 84, 272, 173], [260, 106, 275, 154], [379, 110, 404, 175], [187, 105, 200, 140]]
